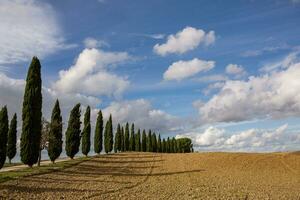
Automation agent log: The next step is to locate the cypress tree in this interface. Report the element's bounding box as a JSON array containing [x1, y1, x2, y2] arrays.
[[167, 137, 170, 153], [7, 113, 17, 164], [162, 139, 166, 153], [135, 129, 141, 151], [104, 114, 113, 153], [147, 130, 152, 152], [129, 123, 135, 151], [65, 103, 81, 159], [94, 110, 103, 154], [171, 137, 176, 153], [20, 57, 42, 167], [48, 100, 63, 163], [157, 134, 162, 153], [81, 106, 91, 156], [0, 106, 8, 169], [124, 122, 130, 151], [114, 124, 121, 153], [141, 129, 147, 152], [121, 127, 125, 152], [152, 133, 157, 152]]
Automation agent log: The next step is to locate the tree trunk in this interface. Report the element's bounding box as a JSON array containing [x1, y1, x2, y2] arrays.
[[9, 159, 11, 164], [38, 149, 42, 167]]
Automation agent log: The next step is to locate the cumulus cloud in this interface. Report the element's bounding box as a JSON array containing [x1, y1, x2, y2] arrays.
[[0, 73, 101, 121], [176, 124, 299, 152], [102, 99, 182, 132], [0, 0, 74, 64], [153, 27, 215, 56], [195, 61, 300, 123], [163, 58, 215, 81], [54, 48, 130, 97], [225, 64, 247, 77]]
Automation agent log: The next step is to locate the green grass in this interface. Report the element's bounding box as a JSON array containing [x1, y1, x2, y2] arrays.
[[0, 157, 90, 183]]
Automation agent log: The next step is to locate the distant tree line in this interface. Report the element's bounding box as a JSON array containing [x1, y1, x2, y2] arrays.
[[0, 57, 193, 169]]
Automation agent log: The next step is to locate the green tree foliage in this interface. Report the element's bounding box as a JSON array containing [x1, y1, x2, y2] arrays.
[[129, 123, 135, 151], [147, 130, 152, 152], [135, 129, 141, 151], [7, 113, 17, 164], [171, 137, 177, 153], [114, 124, 121, 153], [157, 134, 162, 153], [121, 127, 125, 151], [0, 106, 8, 169], [48, 100, 63, 163], [20, 57, 42, 167], [141, 129, 147, 152], [162, 139, 166, 153], [65, 103, 81, 159], [94, 110, 103, 154], [124, 123, 130, 151], [38, 118, 50, 166], [104, 114, 113, 153], [166, 137, 170, 153], [81, 106, 91, 156], [176, 138, 193, 153], [152, 133, 157, 152]]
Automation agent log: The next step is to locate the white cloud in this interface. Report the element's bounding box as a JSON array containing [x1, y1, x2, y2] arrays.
[[196, 61, 300, 123], [153, 27, 215, 56], [226, 64, 246, 75], [163, 58, 215, 81], [176, 124, 299, 152], [102, 99, 182, 132], [83, 37, 109, 48], [241, 44, 291, 57], [54, 48, 130, 97], [0, 0, 74, 64], [202, 82, 225, 95], [0, 73, 101, 121], [225, 64, 247, 78], [261, 51, 300, 72]]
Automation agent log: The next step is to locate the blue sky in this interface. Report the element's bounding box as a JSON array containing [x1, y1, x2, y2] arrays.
[[1, 0, 300, 152]]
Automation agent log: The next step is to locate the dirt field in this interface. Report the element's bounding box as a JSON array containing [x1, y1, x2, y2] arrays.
[[0, 152, 299, 199]]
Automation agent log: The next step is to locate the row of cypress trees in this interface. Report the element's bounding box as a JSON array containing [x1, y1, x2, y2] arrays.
[[112, 122, 191, 153], [0, 57, 193, 169]]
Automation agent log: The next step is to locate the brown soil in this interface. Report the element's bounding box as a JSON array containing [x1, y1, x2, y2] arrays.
[[0, 152, 299, 199]]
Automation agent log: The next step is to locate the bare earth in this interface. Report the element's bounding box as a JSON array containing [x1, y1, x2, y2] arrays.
[[0, 152, 299, 200]]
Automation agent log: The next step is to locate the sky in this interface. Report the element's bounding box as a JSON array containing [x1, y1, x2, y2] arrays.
[[0, 0, 300, 153]]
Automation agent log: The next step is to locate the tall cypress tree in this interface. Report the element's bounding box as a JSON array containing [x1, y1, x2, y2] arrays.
[[167, 137, 170, 153], [20, 57, 42, 167], [81, 106, 91, 156], [162, 139, 166, 153], [104, 114, 113, 153], [117, 124, 122, 151], [94, 110, 103, 154], [0, 106, 8, 169], [114, 124, 121, 153], [152, 133, 157, 152], [65, 104, 81, 159], [129, 123, 135, 151], [121, 126, 125, 152], [135, 129, 141, 152], [142, 129, 147, 152], [48, 100, 63, 163], [157, 134, 162, 153], [7, 113, 17, 164], [147, 130, 152, 152], [124, 122, 130, 151]]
